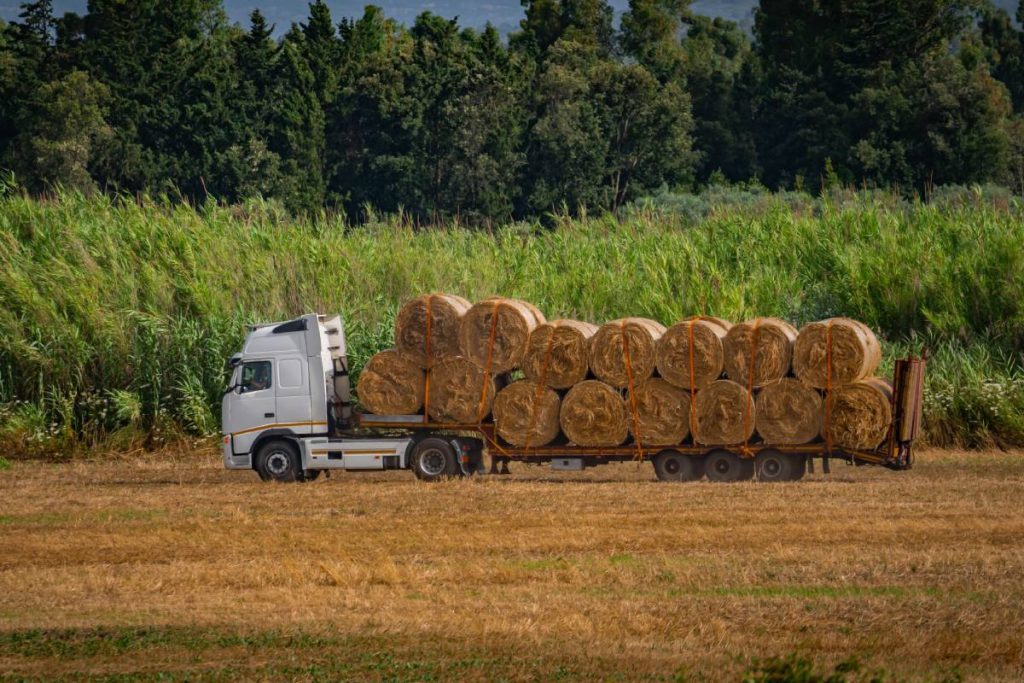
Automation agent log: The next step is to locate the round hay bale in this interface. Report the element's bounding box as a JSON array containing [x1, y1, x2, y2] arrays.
[[560, 380, 629, 447], [656, 318, 729, 390], [823, 378, 893, 451], [755, 378, 822, 445], [627, 378, 691, 446], [698, 315, 733, 331], [394, 293, 471, 368], [426, 356, 496, 423], [722, 318, 798, 387], [589, 318, 666, 388], [694, 379, 755, 445], [522, 319, 598, 389], [458, 297, 544, 374], [357, 349, 425, 415], [793, 318, 882, 388], [492, 380, 561, 447]]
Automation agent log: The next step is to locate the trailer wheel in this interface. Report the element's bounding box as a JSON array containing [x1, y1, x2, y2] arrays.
[[652, 450, 705, 482], [704, 450, 755, 483], [255, 439, 302, 483], [411, 438, 459, 482], [756, 450, 806, 482]]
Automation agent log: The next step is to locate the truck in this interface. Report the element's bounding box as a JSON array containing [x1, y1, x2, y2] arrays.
[[221, 313, 927, 483]]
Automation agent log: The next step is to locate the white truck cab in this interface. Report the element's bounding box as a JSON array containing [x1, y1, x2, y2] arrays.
[[221, 313, 482, 482]]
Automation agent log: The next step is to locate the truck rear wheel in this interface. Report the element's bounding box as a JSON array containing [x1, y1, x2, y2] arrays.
[[255, 439, 302, 483], [756, 450, 806, 482], [704, 449, 755, 483], [652, 450, 704, 482], [411, 438, 459, 481]]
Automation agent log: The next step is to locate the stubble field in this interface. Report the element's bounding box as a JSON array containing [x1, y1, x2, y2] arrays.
[[1, 449, 1023, 681]]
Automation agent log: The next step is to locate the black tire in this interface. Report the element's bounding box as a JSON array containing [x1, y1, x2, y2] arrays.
[[411, 438, 459, 482], [652, 450, 705, 482], [255, 439, 302, 483], [756, 450, 806, 483], [704, 449, 755, 483]]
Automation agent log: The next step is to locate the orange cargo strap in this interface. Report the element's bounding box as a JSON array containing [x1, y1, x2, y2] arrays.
[[740, 318, 761, 458], [477, 300, 513, 458], [687, 317, 699, 446], [621, 320, 644, 462], [824, 320, 834, 455], [422, 294, 433, 424], [524, 321, 559, 453]]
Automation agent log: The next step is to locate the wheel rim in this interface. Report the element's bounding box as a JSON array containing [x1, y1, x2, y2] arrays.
[[665, 458, 681, 475], [420, 448, 447, 476], [762, 458, 782, 478], [713, 458, 731, 474], [266, 451, 290, 475]]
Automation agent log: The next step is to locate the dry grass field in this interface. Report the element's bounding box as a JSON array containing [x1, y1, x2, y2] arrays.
[[1, 449, 1023, 681]]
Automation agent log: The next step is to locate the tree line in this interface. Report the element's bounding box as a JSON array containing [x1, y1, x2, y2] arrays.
[[2, 0, 1024, 221]]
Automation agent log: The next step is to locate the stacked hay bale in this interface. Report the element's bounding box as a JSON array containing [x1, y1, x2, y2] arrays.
[[358, 295, 891, 453]]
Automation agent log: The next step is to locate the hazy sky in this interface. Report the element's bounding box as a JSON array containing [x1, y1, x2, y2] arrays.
[[0, 1, 759, 35]]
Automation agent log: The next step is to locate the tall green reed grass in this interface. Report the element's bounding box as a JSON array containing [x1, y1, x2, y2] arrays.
[[1, 189, 1022, 455]]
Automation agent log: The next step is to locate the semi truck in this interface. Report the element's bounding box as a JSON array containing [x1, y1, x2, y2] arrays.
[[221, 313, 926, 483]]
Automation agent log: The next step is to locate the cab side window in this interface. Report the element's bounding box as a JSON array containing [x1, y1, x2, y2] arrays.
[[240, 361, 272, 393]]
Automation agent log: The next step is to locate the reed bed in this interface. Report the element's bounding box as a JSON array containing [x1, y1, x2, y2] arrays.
[[2, 191, 1024, 454]]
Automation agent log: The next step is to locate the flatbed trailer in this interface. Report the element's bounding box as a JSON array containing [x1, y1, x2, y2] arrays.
[[221, 313, 926, 483], [356, 355, 926, 482]]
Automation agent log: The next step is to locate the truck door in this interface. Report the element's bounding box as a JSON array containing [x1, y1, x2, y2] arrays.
[[231, 360, 276, 455], [275, 356, 313, 426]]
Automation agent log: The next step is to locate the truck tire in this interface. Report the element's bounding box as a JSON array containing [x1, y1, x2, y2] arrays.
[[704, 449, 755, 483], [411, 438, 459, 481], [652, 450, 704, 482], [756, 450, 806, 482], [255, 439, 302, 483]]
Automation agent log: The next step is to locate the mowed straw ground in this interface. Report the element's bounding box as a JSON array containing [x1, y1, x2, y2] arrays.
[[1, 450, 1023, 681]]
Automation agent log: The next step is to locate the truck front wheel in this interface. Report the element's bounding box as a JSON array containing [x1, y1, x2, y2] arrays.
[[255, 439, 302, 482], [411, 438, 459, 481]]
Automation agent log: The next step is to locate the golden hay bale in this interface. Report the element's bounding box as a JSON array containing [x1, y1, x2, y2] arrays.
[[656, 318, 729, 390], [694, 379, 755, 445], [492, 380, 561, 447], [394, 293, 471, 368], [822, 378, 893, 451], [426, 356, 496, 424], [755, 378, 822, 445], [627, 378, 691, 446], [357, 349, 425, 415], [722, 318, 798, 387], [589, 318, 666, 388], [560, 380, 629, 447], [793, 318, 882, 388], [458, 297, 545, 373], [522, 319, 598, 389]]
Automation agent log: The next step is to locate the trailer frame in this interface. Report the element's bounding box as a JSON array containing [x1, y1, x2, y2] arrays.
[[355, 356, 927, 476]]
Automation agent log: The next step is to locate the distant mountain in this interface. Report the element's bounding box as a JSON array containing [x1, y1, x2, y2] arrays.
[[0, 0, 1018, 35]]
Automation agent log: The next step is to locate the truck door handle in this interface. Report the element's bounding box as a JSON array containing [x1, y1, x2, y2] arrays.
[[264, 412, 275, 418]]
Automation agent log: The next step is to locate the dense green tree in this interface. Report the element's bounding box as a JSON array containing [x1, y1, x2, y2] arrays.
[[7, 69, 111, 192], [753, 0, 1007, 190], [268, 39, 325, 211], [513, 0, 615, 58]]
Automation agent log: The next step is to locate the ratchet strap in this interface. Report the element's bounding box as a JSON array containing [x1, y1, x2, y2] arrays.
[[824, 320, 834, 456], [524, 321, 559, 454], [621, 320, 644, 462], [422, 294, 433, 423], [477, 300, 513, 459], [687, 317, 699, 446], [740, 318, 761, 458]]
